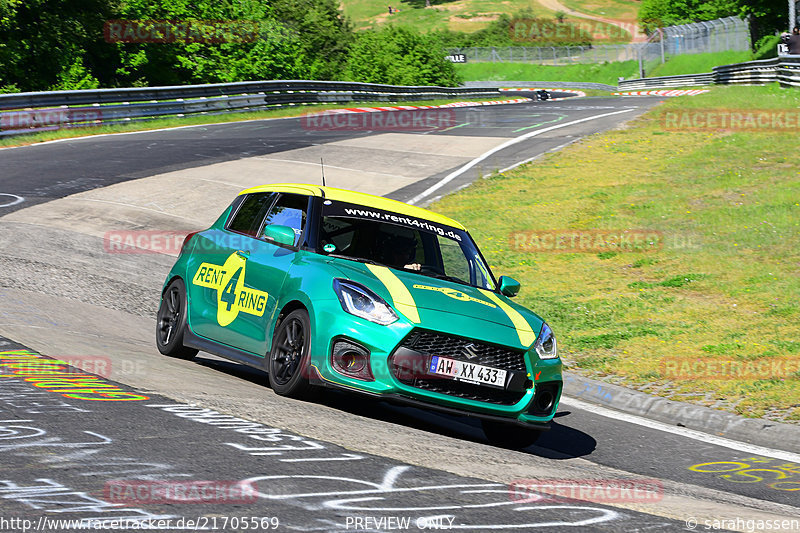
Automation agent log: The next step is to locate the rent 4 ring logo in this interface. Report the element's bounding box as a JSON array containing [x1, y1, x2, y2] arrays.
[[192, 252, 269, 326]]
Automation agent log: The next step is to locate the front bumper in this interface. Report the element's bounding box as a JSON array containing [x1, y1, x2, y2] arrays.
[[309, 300, 562, 428]]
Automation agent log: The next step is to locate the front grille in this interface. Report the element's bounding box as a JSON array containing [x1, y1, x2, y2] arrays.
[[390, 330, 528, 406], [402, 330, 527, 371]]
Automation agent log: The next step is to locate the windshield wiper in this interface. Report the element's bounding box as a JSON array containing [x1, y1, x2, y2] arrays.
[[423, 272, 471, 287]]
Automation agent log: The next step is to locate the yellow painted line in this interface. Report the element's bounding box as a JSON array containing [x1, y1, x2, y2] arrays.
[[480, 289, 536, 348], [365, 264, 421, 324]]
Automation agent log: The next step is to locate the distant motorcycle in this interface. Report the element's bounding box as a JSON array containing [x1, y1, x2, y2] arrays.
[[536, 90, 551, 101]]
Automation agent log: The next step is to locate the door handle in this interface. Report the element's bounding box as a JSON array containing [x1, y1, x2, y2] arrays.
[[235, 249, 250, 258]]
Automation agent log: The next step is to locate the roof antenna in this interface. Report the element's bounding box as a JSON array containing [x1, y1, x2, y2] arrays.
[[320, 158, 326, 187]]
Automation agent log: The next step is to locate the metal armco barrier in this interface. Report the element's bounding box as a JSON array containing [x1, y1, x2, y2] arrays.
[[0, 80, 501, 137], [618, 73, 715, 90], [619, 56, 800, 90]]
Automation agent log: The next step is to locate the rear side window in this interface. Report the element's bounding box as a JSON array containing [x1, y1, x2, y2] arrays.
[[227, 193, 275, 236], [262, 193, 309, 246]]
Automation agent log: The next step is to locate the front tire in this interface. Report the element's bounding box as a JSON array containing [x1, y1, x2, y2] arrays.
[[481, 420, 542, 449], [156, 279, 198, 360], [268, 309, 314, 399]]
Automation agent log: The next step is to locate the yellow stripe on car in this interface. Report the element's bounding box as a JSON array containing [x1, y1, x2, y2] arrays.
[[238, 183, 465, 230], [480, 289, 537, 348], [365, 264, 421, 324]]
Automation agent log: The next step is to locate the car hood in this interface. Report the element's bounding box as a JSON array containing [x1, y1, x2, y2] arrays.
[[328, 258, 543, 348]]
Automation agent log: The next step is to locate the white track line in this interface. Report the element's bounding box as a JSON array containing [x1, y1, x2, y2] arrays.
[[560, 396, 800, 463], [406, 109, 634, 205]]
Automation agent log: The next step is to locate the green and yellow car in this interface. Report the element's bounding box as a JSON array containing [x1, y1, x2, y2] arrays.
[[156, 184, 561, 448]]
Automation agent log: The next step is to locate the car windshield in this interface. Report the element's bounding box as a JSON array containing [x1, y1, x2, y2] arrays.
[[318, 200, 495, 290]]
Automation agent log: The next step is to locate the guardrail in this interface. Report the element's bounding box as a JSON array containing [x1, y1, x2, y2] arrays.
[[0, 80, 502, 137], [618, 72, 715, 90], [619, 56, 800, 90], [714, 57, 780, 84]]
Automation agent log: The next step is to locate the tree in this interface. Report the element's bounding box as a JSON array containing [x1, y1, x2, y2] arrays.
[[638, 0, 783, 42], [0, 0, 114, 91], [346, 26, 459, 86]]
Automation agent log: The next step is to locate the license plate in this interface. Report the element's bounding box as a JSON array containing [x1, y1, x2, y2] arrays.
[[428, 356, 507, 389]]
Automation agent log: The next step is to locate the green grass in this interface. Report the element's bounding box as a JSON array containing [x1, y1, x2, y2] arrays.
[[342, 0, 558, 32], [343, 0, 637, 41], [431, 84, 800, 421], [647, 51, 754, 77], [0, 97, 502, 148], [559, 0, 640, 21], [455, 60, 639, 85]]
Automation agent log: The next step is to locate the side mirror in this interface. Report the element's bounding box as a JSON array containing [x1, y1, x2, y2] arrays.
[[262, 224, 296, 246], [498, 276, 520, 297]]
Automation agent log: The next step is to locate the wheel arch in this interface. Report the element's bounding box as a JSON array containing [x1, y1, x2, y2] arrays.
[[269, 298, 312, 349], [162, 274, 184, 296]]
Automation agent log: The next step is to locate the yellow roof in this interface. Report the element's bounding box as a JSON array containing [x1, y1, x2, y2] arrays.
[[238, 183, 466, 230]]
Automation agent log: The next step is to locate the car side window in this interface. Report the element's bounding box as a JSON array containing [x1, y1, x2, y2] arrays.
[[437, 235, 471, 282], [261, 193, 308, 246], [227, 193, 276, 236]]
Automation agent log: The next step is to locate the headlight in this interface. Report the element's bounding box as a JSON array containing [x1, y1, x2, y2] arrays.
[[534, 323, 558, 359], [333, 279, 398, 325]]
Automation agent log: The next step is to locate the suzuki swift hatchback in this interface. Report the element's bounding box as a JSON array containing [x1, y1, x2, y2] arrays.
[[157, 184, 561, 448]]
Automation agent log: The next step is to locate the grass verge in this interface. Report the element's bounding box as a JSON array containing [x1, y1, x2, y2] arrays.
[[456, 61, 639, 85], [647, 51, 753, 77], [431, 84, 800, 422], [0, 97, 510, 149]]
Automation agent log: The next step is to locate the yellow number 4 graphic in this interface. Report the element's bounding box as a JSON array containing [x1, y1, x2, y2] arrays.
[[193, 253, 269, 326]]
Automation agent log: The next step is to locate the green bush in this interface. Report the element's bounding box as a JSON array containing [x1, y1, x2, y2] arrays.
[[753, 34, 780, 60], [346, 26, 459, 86], [0, 0, 458, 92]]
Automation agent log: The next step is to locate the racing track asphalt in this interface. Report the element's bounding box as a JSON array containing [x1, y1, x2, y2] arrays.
[[0, 94, 798, 532]]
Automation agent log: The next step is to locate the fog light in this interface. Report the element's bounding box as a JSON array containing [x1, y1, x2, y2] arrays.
[[529, 382, 560, 416], [534, 390, 555, 413], [332, 340, 374, 381]]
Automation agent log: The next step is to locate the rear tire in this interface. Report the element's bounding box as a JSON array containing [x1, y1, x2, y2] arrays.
[[268, 309, 314, 399], [481, 420, 542, 449], [156, 279, 198, 360]]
